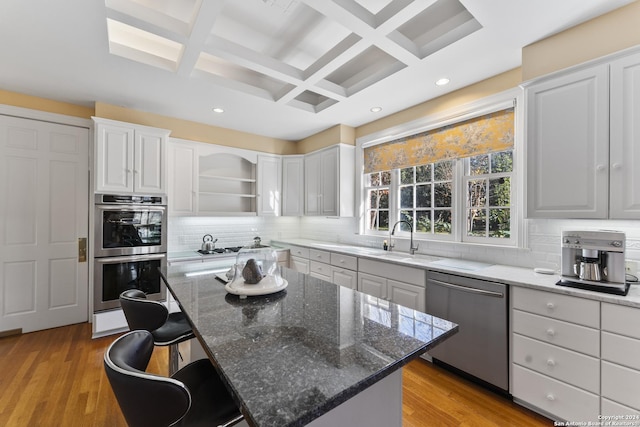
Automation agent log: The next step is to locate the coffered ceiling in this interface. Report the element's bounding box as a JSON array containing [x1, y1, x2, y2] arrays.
[[0, 0, 635, 140]]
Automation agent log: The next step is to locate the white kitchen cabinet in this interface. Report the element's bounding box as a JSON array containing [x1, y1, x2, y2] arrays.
[[357, 272, 425, 312], [609, 53, 640, 218], [304, 144, 355, 217], [290, 256, 310, 274], [282, 155, 304, 216], [600, 303, 640, 414], [168, 140, 197, 215], [93, 117, 169, 194], [257, 155, 282, 216], [511, 287, 601, 422], [525, 49, 640, 219], [357, 259, 425, 312], [524, 64, 609, 218]]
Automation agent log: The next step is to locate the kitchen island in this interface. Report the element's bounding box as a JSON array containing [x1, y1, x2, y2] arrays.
[[160, 263, 458, 427]]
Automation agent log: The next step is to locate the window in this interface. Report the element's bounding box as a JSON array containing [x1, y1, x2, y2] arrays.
[[365, 171, 391, 232], [464, 150, 513, 240], [362, 104, 518, 246], [398, 162, 454, 235], [364, 149, 515, 245]]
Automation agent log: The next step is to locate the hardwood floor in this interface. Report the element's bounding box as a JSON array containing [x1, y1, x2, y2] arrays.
[[0, 322, 552, 427]]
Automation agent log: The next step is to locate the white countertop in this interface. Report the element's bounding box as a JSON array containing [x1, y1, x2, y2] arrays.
[[272, 238, 640, 308]]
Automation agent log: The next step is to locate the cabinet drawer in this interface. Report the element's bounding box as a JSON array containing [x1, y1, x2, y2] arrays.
[[602, 361, 640, 411], [330, 253, 357, 271], [512, 287, 599, 328], [309, 249, 331, 264], [512, 310, 599, 356], [602, 303, 640, 339], [310, 260, 332, 278], [601, 398, 640, 418], [512, 334, 599, 393], [289, 245, 309, 259], [359, 258, 425, 286], [602, 332, 640, 370], [512, 365, 599, 422]]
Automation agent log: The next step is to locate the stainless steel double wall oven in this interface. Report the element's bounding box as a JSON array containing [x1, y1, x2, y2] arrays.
[[94, 194, 167, 311]]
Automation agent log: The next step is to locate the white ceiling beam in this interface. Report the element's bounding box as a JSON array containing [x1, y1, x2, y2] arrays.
[[176, 1, 224, 77]]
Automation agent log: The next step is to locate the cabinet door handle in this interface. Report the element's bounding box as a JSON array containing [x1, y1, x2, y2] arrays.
[[546, 393, 555, 401], [546, 358, 556, 367], [546, 328, 556, 337], [546, 302, 555, 310], [596, 164, 606, 172], [612, 162, 622, 170]]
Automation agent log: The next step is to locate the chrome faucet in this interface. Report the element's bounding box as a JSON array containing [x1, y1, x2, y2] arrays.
[[389, 220, 419, 255]]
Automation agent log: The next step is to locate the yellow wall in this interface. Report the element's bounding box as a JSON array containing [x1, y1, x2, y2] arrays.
[[94, 102, 297, 155], [297, 124, 356, 154], [0, 89, 94, 119], [355, 68, 522, 140], [522, 1, 640, 80]]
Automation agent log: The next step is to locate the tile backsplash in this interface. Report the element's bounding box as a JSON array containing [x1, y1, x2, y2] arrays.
[[169, 215, 640, 271]]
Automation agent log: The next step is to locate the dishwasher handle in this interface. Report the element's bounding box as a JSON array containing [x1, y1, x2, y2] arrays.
[[428, 278, 504, 298]]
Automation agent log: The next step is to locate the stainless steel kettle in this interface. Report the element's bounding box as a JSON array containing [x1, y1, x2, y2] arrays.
[[201, 234, 218, 253]]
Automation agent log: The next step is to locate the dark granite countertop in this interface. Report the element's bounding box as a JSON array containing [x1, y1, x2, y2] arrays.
[[160, 264, 458, 427]]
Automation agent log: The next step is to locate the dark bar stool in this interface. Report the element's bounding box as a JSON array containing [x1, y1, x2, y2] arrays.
[[104, 330, 245, 427], [119, 289, 195, 373]]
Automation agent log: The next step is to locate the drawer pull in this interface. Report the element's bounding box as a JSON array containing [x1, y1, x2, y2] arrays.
[[546, 302, 555, 310], [546, 359, 556, 367], [546, 393, 555, 401], [546, 328, 556, 337]]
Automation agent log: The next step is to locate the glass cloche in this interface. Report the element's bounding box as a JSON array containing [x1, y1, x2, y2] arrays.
[[225, 239, 287, 298]]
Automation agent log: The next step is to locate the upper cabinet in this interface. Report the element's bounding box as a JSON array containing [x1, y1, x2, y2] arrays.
[[304, 144, 355, 217], [169, 138, 285, 217], [609, 53, 640, 218], [524, 49, 640, 219], [256, 155, 282, 216], [93, 118, 169, 194], [282, 155, 304, 216]]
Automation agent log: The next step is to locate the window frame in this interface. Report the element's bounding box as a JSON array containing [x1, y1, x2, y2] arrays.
[[356, 90, 523, 248]]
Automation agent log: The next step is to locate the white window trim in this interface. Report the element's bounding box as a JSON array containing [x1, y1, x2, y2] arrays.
[[356, 88, 525, 248]]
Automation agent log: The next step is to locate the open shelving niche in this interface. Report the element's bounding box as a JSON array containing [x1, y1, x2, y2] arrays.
[[198, 151, 257, 216]]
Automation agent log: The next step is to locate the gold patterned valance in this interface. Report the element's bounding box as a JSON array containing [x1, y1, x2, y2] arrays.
[[364, 108, 514, 174]]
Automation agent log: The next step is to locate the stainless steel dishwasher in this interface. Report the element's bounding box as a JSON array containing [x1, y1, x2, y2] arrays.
[[426, 270, 509, 393]]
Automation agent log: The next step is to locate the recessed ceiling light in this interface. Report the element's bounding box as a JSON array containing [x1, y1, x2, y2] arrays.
[[212, 107, 224, 113], [370, 107, 382, 113], [435, 78, 450, 86]]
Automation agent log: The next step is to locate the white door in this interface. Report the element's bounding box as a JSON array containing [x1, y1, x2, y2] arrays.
[[0, 115, 89, 333], [387, 280, 425, 312], [95, 121, 133, 193], [525, 64, 609, 218], [320, 147, 338, 216], [610, 52, 640, 219], [357, 272, 386, 299], [257, 155, 281, 216], [134, 129, 167, 194], [282, 156, 304, 216], [305, 151, 321, 215]]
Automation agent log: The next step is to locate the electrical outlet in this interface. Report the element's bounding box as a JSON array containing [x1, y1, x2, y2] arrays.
[[625, 260, 638, 275]]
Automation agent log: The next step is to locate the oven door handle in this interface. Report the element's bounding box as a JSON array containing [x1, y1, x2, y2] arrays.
[[96, 205, 166, 212], [95, 253, 166, 264]]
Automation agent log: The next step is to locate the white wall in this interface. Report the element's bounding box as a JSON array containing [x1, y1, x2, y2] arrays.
[[167, 216, 300, 252], [298, 217, 640, 271], [169, 216, 640, 272]]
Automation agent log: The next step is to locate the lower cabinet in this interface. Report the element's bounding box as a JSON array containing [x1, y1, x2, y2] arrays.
[[357, 259, 425, 312], [511, 287, 640, 421], [600, 303, 640, 415]]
